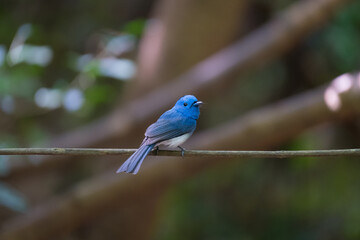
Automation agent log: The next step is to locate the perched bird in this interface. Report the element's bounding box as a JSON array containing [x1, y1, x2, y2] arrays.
[[117, 95, 203, 174]]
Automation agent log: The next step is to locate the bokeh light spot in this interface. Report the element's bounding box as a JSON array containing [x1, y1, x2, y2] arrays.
[[63, 88, 84, 112]]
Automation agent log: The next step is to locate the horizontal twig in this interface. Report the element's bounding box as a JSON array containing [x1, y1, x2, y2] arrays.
[[1, 148, 360, 158]]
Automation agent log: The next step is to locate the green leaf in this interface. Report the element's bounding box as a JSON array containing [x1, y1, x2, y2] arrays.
[[122, 19, 146, 38]]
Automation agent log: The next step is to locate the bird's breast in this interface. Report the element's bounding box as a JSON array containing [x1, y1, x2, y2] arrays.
[[159, 133, 192, 148]]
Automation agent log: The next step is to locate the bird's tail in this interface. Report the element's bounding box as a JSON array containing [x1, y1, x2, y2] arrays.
[[116, 144, 154, 174]]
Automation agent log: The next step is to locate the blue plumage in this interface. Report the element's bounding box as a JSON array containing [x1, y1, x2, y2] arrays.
[[117, 95, 202, 174]]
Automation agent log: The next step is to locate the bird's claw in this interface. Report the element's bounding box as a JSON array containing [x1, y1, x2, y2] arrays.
[[153, 146, 159, 155], [178, 146, 186, 157]]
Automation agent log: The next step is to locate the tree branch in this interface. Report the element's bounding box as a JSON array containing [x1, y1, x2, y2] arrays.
[[46, 0, 352, 149], [0, 0, 356, 238], [1, 70, 360, 240], [5, 0, 351, 177], [1, 148, 360, 158], [134, 0, 246, 93]]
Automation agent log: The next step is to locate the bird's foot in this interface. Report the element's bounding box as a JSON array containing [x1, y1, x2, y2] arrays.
[[178, 146, 186, 157], [153, 146, 159, 155]]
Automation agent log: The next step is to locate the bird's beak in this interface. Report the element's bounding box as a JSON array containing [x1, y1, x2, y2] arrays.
[[194, 101, 203, 106]]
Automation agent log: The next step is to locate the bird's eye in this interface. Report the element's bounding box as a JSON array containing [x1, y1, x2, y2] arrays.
[[183, 103, 188, 106]]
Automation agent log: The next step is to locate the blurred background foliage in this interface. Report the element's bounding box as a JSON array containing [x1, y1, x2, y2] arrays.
[[0, 0, 360, 239]]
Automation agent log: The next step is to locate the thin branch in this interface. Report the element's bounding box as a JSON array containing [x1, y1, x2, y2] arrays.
[[1, 148, 360, 158], [0, 1, 356, 239], [46, 0, 351, 150], [1, 73, 360, 240], [5, 0, 352, 178]]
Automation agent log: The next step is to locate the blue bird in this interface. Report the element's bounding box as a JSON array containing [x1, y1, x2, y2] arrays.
[[117, 95, 203, 174]]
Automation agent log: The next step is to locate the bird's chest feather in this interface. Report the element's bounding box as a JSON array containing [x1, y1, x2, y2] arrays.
[[158, 133, 192, 148]]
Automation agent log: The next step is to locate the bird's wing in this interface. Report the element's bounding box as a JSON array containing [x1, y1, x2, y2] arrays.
[[144, 113, 196, 145]]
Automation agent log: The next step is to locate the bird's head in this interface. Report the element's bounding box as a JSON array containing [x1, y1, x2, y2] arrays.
[[173, 95, 203, 119]]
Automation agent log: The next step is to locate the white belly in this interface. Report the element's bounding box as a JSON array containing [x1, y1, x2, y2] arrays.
[[159, 133, 192, 148]]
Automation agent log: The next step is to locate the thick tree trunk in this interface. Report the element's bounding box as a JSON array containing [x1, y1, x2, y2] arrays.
[[133, 0, 246, 95]]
